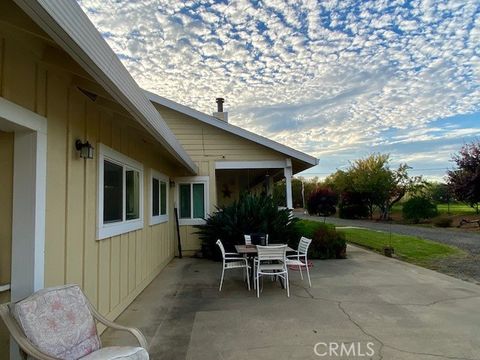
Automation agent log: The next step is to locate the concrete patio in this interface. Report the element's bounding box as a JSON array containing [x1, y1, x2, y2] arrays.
[[102, 245, 480, 360]]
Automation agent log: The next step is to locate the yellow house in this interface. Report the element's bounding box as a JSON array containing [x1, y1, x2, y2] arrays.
[[146, 92, 317, 254], [0, 0, 316, 357]]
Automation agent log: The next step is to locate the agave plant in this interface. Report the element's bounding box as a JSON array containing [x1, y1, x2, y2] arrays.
[[195, 193, 297, 260]]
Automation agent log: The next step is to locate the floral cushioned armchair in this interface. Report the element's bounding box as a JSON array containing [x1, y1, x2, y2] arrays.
[[0, 285, 149, 360]]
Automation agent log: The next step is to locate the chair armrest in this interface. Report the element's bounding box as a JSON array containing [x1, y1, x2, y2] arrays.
[[286, 254, 302, 259], [87, 303, 149, 351], [0, 304, 58, 360], [225, 252, 240, 256], [225, 257, 248, 261]]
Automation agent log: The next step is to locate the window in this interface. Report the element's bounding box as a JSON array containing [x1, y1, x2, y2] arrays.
[[150, 169, 169, 225], [98, 144, 144, 239], [176, 176, 209, 225]]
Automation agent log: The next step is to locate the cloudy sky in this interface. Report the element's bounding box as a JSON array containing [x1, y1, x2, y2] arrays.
[[78, 0, 480, 181]]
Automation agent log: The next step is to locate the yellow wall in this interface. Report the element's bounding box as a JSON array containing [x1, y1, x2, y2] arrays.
[[158, 106, 285, 163], [0, 4, 179, 329], [156, 105, 287, 252], [0, 131, 13, 286]]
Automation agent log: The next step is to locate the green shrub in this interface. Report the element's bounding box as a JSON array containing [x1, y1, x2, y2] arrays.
[[402, 196, 438, 223], [338, 191, 369, 219], [433, 217, 453, 228], [291, 220, 346, 259], [310, 225, 347, 259], [306, 187, 337, 216], [293, 219, 334, 239], [195, 193, 297, 260]]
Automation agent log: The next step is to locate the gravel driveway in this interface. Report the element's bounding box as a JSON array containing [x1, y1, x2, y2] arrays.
[[296, 214, 480, 284]]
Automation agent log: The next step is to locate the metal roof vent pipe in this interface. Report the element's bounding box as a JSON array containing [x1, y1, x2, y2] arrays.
[[213, 97, 228, 122]]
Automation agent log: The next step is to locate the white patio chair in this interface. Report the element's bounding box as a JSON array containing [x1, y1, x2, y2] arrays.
[[286, 236, 312, 287], [254, 245, 289, 298], [0, 284, 148, 360], [216, 240, 251, 291]]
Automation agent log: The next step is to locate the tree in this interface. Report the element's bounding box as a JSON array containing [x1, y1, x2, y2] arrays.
[[350, 154, 420, 219], [426, 182, 452, 203], [338, 191, 370, 219], [423, 182, 453, 213], [349, 154, 393, 218], [326, 154, 420, 219], [306, 187, 338, 217], [273, 176, 322, 208], [447, 141, 480, 214]]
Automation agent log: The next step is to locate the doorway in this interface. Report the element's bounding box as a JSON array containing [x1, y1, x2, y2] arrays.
[[0, 97, 47, 360]]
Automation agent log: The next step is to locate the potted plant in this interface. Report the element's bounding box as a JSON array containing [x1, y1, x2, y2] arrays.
[[383, 246, 394, 257]]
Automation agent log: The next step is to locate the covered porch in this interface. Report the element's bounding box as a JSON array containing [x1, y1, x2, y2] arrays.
[[215, 159, 294, 209], [100, 245, 480, 359]]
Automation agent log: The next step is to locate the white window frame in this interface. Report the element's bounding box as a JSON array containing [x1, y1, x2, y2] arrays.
[[150, 169, 169, 225], [175, 176, 209, 226], [97, 144, 144, 240]]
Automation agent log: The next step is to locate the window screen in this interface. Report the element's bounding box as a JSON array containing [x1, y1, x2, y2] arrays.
[[103, 160, 123, 223], [152, 178, 160, 216], [193, 183, 205, 218], [126, 169, 140, 220], [160, 181, 167, 215], [179, 184, 191, 219]]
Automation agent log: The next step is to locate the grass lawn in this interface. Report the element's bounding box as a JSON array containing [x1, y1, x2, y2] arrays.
[[391, 202, 477, 216], [436, 203, 478, 215], [337, 227, 466, 267]]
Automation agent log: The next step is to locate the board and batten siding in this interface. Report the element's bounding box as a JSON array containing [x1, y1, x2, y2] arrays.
[[156, 105, 287, 253], [0, 21, 177, 327]]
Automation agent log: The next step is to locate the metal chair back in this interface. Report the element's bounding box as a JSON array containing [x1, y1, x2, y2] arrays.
[[257, 244, 287, 262], [298, 237, 312, 255], [216, 239, 226, 259]]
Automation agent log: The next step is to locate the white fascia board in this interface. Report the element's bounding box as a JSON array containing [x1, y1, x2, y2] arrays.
[[14, 0, 197, 175], [144, 90, 319, 167]]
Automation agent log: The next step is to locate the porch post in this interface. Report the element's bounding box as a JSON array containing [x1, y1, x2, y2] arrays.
[[11, 130, 46, 302], [267, 175, 274, 196], [284, 159, 293, 209]]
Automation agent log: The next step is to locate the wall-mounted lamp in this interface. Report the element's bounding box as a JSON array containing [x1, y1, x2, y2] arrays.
[[169, 180, 176, 188], [75, 140, 94, 159]]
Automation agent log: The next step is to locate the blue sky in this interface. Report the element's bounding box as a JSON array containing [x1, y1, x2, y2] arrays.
[[78, 0, 480, 181]]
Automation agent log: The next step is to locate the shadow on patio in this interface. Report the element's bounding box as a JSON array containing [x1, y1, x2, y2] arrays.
[[102, 245, 480, 360]]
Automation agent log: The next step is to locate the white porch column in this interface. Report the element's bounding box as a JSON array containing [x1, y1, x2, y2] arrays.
[[11, 130, 47, 302], [284, 159, 293, 209], [1, 97, 47, 360]]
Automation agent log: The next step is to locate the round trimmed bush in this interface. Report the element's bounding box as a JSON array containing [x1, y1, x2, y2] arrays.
[[402, 196, 438, 223]]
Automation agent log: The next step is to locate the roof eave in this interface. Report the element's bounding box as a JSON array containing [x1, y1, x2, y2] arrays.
[[145, 90, 319, 168], [14, 0, 198, 175]]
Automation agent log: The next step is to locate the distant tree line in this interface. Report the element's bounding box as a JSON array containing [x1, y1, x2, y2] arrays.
[[274, 140, 480, 220]]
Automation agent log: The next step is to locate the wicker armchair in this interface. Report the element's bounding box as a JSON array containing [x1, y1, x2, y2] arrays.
[[0, 284, 149, 360]]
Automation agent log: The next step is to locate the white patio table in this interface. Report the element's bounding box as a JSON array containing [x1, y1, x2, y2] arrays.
[[234, 244, 294, 288]]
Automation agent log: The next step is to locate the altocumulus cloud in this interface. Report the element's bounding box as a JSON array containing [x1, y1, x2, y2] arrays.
[[77, 0, 480, 177]]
